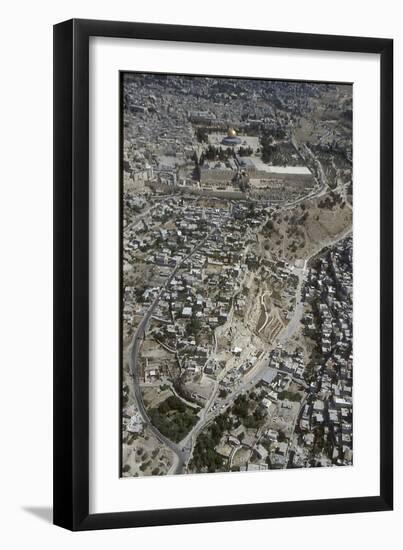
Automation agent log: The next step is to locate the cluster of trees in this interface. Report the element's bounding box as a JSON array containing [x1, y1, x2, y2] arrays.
[[196, 128, 208, 143], [187, 316, 202, 336], [311, 424, 333, 458], [182, 315, 204, 347], [231, 394, 249, 417], [261, 142, 293, 166], [237, 146, 253, 156], [190, 392, 270, 473], [262, 218, 278, 239], [310, 140, 352, 165], [231, 394, 267, 430], [286, 211, 309, 252], [156, 395, 187, 414], [202, 145, 234, 162], [140, 460, 152, 472], [260, 129, 299, 166], [149, 395, 199, 443], [245, 253, 260, 272], [318, 191, 344, 210], [190, 412, 233, 473], [197, 143, 252, 165], [260, 134, 276, 163]]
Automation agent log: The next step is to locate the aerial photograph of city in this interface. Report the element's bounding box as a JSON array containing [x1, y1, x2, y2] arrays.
[[121, 72, 353, 478]]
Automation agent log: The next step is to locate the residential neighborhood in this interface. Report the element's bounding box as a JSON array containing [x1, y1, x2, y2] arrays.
[[120, 73, 353, 477]]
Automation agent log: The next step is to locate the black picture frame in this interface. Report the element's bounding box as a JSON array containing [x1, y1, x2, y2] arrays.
[[53, 18, 393, 531]]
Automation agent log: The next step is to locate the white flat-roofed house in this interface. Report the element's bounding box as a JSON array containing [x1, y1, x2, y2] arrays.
[[127, 413, 143, 434], [181, 306, 192, 318]]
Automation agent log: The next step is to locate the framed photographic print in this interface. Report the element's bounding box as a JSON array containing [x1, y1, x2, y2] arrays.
[[53, 19, 393, 530]]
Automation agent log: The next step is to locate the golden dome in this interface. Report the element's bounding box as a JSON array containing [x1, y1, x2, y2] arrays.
[[227, 127, 237, 137]]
